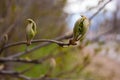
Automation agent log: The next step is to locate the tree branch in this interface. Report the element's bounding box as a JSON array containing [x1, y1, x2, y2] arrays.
[[0, 70, 69, 80], [3, 38, 73, 50], [0, 58, 44, 64], [6, 33, 73, 58], [89, 0, 113, 20], [0, 70, 31, 80], [1, 48, 68, 64]]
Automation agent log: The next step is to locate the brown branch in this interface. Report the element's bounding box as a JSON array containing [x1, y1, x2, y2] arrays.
[[6, 33, 73, 58], [3, 39, 72, 50], [0, 70, 67, 80], [89, 0, 113, 20], [1, 53, 52, 64], [0, 70, 31, 80], [0, 58, 44, 64], [0, 53, 52, 64], [0, 48, 68, 64], [0, 50, 69, 80]]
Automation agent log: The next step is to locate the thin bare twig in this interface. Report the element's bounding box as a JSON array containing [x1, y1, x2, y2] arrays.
[[0, 53, 53, 64], [89, 0, 113, 20], [0, 70, 70, 80], [3, 39, 72, 50], [0, 48, 67, 64], [0, 70, 31, 80], [7, 33, 73, 58], [0, 58, 43, 64]]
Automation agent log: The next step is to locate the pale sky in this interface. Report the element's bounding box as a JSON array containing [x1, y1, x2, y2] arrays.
[[64, 0, 116, 30], [64, 0, 116, 14]]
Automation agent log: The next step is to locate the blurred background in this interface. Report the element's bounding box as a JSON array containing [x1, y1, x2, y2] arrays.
[[0, 0, 120, 80]]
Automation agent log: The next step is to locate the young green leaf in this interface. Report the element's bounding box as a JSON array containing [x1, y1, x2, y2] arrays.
[[26, 19, 37, 46], [70, 15, 90, 45]]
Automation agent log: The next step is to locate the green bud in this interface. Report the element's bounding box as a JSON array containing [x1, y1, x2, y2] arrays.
[[70, 15, 90, 45], [26, 19, 37, 46]]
